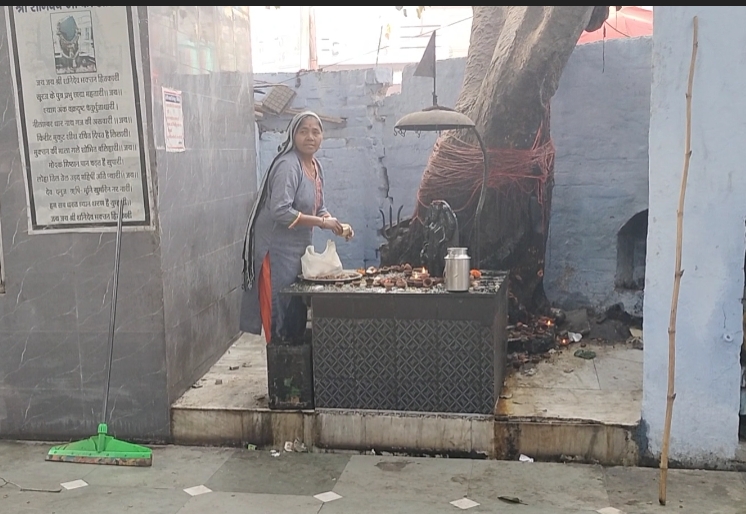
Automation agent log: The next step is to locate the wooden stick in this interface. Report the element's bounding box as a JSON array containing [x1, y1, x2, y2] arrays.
[[255, 101, 346, 125], [659, 15, 698, 506]]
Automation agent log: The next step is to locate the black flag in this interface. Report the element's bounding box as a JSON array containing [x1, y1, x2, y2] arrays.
[[413, 31, 436, 78]]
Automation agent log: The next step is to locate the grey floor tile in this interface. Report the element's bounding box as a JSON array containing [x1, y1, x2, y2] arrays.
[[3, 442, 746, 514], [319, 494, 599, 514], [84, 445, 235, 489], [594, 353, 643, 391], [0, 442, 101, 491], [177, 492, 322, 514], [464, 501, 599, 513], [205, 450, 350, 496], [0, 489, 39, 514], [318, 496, 457, 514], [0, 441, 57, 464], [604, 466, 746, 514], [332, 455, 472, 504], [468, 460, 609, 512], [1, 485, 187, 514]]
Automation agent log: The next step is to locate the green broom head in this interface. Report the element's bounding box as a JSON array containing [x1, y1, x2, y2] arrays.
[[46, 423, 152, 467]]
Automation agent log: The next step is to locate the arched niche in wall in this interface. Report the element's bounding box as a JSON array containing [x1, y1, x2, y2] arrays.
[[615, 209, 648, 291]]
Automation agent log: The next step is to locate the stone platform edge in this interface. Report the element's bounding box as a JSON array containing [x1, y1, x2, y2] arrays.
[[170, 406, 640, 466]]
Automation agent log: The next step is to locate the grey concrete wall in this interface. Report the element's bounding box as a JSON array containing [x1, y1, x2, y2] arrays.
[[379, 62, 462, 219], [147, 6, 256, 404], [0, 7, 168, 441], [255, 37, 651, 315], [545, 37, 651, 316], [0, 6, 255, 441], [643, 6, 743, 464]]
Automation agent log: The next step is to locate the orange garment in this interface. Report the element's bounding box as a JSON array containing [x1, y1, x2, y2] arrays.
[[260, 162, 321, 345], [259, 253, 272, 344]]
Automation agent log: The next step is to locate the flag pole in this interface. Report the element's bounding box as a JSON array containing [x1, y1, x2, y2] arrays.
[[432, 30, 437, 106], [433, 30, 438, 105], [413, 30, 437, 106]]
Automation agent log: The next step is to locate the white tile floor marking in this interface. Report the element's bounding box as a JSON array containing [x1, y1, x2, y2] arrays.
[[314, 491, 343, 503], [597, 508, 624, 514], [60, 479, 88, 490], [183, 485, 213, 496], [450, 498, 480, 510]]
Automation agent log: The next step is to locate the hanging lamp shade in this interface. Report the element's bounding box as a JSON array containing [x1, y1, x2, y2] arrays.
[[394, 106, 475, 133]]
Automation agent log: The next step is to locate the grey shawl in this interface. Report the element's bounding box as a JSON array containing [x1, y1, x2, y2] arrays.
[[242, 111, 324, 290]]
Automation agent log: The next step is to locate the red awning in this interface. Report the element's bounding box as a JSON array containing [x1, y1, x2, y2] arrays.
[[578, 6, 653, 45]]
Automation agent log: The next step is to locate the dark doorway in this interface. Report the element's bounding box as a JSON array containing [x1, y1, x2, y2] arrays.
[[616, 210, 648, 291]]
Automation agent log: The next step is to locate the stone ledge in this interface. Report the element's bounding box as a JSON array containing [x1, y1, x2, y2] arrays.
[[171, 405, 639, 466]]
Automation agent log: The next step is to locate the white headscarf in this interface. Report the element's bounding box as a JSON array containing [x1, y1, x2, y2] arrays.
[[242, 111, 324, 290]]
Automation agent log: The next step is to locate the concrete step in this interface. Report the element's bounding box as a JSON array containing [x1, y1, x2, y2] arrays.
[[171, 404, 639, 465]]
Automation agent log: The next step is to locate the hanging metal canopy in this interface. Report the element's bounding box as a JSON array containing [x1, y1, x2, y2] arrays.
[[393, 30, 476, 134], [393, 30, 490, 269], [394, 105, 475, 133]]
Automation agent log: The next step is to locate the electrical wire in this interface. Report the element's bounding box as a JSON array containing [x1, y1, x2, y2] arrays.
[[603, 20, 632, 38]]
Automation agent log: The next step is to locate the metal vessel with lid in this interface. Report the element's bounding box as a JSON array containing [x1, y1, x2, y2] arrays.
[[444, 247, 471, 292]]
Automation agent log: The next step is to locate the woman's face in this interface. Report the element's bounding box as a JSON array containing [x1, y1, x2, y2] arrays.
[[294, 116, 323, 156]]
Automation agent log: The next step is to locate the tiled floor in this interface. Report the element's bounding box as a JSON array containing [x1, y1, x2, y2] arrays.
[[498, 341, 643, 425], [1, 442, 745, 514], [172, 333, 268, 411], [174, 333, 643, 427]]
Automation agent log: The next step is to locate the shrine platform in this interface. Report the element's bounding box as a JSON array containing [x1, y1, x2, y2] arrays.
[[171, 333, 641, 465]]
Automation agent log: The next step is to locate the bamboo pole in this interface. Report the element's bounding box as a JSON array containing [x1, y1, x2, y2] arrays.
[[659, 15, 698, 506]]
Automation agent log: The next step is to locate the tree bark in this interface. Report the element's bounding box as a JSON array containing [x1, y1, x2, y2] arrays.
[[473, 6, 600, 147], [453, 6, 508, 119], [382, 6, 609, 317]]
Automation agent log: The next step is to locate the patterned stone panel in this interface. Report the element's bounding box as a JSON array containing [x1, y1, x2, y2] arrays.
[[439, 319, 484, 351], [314, 377, 359, 409], [398, 379, 442, 412], [314, 318, 357, 351], [312, 308, 503, 414], [354, 319, 398, 410], [313, 318, 358, 408], [439, 378, 484, 413], [357, 379, 398, 411], [395, 319, 441, 353]]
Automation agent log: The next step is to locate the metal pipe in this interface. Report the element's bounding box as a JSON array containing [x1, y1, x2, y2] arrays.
[[432, 68, 438, 107], [472, 127, 489, 269], [102, 199, 125, 424]]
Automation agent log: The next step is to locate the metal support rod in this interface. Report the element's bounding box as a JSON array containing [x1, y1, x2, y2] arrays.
[[472, 127, 489, 269], [102, 199, 125, 424], [432, 68, 438, 107], [432, 30, 438, 106], [375, 25, 383, 68]]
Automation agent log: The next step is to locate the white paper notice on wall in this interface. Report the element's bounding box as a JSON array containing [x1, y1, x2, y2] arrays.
[[6, 6, 155, 234], [162, 87, 185, 152]]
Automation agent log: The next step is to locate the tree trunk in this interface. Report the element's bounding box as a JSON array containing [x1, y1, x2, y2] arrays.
[[381, 6, 609, 317]]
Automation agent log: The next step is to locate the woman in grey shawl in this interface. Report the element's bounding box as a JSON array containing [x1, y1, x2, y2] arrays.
[[240, 111, 349, 344]]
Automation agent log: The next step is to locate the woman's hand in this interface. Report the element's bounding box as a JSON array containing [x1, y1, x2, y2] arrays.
[[341, 223, 354, 241], [320, 216, 344, 236]]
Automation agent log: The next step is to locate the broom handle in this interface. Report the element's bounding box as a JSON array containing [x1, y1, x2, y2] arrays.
[[102, 200, 125, 424]]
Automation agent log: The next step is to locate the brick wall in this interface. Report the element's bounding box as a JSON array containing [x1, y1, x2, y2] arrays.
[[255, 36, 652, 314]]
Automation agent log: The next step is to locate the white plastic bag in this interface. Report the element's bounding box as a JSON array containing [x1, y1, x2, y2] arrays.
[[301, 240, 343, 278]]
